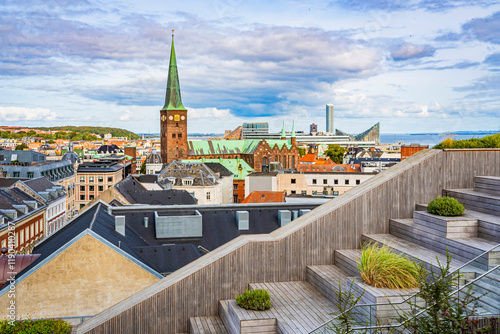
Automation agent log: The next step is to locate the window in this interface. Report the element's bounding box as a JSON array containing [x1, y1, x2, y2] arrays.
[[356, 179, 360, 185], [323, 179, 328, 185], [13, 171, 20, 178], [80, 195, 85, 200], [233, 184, 238, 190], [80, 186, 85, 191], [31, 224, 34, 237], [176, 123, 179, 127], [345, 179, 350, 185], [312, 190, 317, 195], [312, 179, 317, 185], [334, 179, 338, 185], [89, 185, 94, 191], [20, 230, 24, 245], [80, 204, 85, 209], [35, 222, 38, 235], [206, 192, 211, 200], [301, 190, 307, 195], [89, 195, 94, 200], [172, 133, 176, 138], [182, 178, 193, 186], [333, 191, 339, 196], [291, 178, 296, 184], [1, 239, 5, 248], [27, 172, 34, 178], [108, 176, 113, 182], [98, 185, 104, 192], [233, 195, 239, 203], [80, 176, 85, 182], [178, 133, 182, 138], [25, 227, 29, 240], [291, 190, 296, 194], [89, 176, 94, 182], [98, 176, 103, 182]]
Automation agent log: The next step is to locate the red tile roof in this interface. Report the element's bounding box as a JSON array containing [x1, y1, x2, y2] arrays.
[[241, 191, 285, 204]]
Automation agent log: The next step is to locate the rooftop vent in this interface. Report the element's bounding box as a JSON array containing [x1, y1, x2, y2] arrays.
[[0, 210, 17, 220], [278, 210, 291, 227], [23, 200, 38, 210], [236, 211, 249, 230], [144, 216, 149, 228], [115, 216, 126, 236], [299, 209, 311, 217], [12, 205, 28, 215]]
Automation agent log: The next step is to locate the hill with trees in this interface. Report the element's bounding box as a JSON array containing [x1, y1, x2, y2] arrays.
[[0, 126, 139, 141]]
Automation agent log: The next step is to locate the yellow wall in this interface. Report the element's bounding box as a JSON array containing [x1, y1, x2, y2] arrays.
[[0, 233, 159, 319]]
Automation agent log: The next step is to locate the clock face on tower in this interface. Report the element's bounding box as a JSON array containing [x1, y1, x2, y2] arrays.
[[161, 115, 166, 121], [174, 114, 180, 121]]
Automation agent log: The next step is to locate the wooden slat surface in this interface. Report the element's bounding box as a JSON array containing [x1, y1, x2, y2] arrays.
[[74, 149, 500, 334]]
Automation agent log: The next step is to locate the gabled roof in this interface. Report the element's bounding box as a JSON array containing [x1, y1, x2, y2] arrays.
[[241, 191, 285, 204], [182, 159, 254, 181], [158, 161, 219, 187]]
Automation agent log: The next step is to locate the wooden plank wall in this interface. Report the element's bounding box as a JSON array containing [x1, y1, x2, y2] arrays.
[[76, 149, 500, 334]]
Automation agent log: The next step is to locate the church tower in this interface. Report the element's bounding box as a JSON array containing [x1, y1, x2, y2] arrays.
[[160, 31, 188, 164]]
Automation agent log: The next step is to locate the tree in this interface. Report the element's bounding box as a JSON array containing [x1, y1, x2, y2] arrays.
[[297, 147, 306, 157], [140, 160, 146, 174], [324, 144, 346, 164], [15, 143, 28, 150]]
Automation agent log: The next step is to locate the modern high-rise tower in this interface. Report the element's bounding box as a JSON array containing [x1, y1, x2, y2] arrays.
[[326, 104, 334, 133], [160, 32, 188, 164]]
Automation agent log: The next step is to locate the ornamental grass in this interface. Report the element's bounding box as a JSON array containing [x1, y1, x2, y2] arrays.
[[358, 243, 419, 289]]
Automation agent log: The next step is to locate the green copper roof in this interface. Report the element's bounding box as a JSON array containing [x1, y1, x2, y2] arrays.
[[161, 34, 186, 111], [265, 139, 292, 150], [188, 140, 261, 156], [291, 121, 296, 138], [181, 158, 254, 180]]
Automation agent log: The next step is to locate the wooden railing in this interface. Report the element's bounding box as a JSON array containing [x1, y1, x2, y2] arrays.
[[75, 149, 500, 334]]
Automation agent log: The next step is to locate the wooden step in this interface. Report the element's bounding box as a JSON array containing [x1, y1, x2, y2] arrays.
[[444, 189, 500, 217], [189, 316, 229, 334], [306, 265, 356, 305], [389, 219, 498, 268], [248, 281, 338, 334], [413, 210, 478, 239], [474, 176, 500, 195], [362, 233, 467, 273], [334, 249, 362, 277]]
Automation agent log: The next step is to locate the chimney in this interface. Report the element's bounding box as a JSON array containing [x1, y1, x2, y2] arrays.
[[115, 216, 125, 236], [144, 216, 149, 228]]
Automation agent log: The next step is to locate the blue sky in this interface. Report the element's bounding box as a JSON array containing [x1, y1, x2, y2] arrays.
[[0, 0, 499, 135]]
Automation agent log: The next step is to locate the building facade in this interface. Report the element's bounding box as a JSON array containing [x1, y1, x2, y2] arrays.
[[326, 104, 334, 133]]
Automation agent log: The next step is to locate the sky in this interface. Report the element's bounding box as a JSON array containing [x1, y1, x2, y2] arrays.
[[0, 0, 499, 135]]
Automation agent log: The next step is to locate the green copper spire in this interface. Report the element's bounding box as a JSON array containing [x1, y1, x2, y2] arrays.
[[281, 121, 286, 138], [161, 31, 186, 111], [291, 120, 296, 138]]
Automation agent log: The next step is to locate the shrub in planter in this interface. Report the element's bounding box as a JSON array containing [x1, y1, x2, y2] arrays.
[[0, 318, 71, 334], [427, 196, 464, 216], [236, 289, 271, 311], [358, 243, 419, 289]]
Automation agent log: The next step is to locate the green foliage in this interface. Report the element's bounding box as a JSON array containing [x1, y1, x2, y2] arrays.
[[236, 289, 271, 311], [140, 160, 146, 174], [434, 133, 500, 149], [400, 251, 485, 334], [324, 144, 346, 164], [0, 318, 71, 334], [1, 126, 139, 141], [15, 143, 28, 150], [297, 147, 306, 157], [427, 196, 465, 216], [358, 243, 419, 289], [328, 279, 367, 333]]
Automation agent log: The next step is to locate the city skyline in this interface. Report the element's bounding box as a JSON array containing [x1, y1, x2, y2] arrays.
[[0, 0, 499, 135]]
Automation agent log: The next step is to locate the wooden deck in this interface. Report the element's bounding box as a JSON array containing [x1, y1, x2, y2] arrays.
[[189, 316, 228, 334], [231, 281, 339, 334]]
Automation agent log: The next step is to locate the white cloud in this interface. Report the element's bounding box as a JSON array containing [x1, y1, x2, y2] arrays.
[[0, 106, 57, 121], [119, 109, 135, 121]]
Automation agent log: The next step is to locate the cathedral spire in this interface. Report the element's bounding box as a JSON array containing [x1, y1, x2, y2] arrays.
[[291, 120, 296, 138], [161, 30, 186, 111]]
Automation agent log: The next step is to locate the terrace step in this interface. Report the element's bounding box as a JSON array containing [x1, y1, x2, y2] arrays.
[[474, 176, 500, 195], [412, 210, 478, 239], [389, 219, 499, 268], [334, 249, 362, 278], [189, 315, 228, 334], [444, 188, 500, 217], [361, 233, 468, 274], [306, 265, 356, 305]]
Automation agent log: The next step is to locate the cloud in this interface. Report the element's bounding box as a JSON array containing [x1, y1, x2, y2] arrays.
[[484, 52, 500, 66], [390, 43, 435, 61], [0, 106, 57, 121], [331, 0, 494, 12], [437, 11, 500, 44]]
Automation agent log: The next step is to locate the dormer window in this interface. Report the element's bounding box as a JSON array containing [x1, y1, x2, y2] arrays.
[[182, 177, 194, 186]]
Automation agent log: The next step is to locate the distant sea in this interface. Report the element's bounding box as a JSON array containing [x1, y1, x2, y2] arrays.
[[138, 131, 498, 147], [380, 131, 498, 146]]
